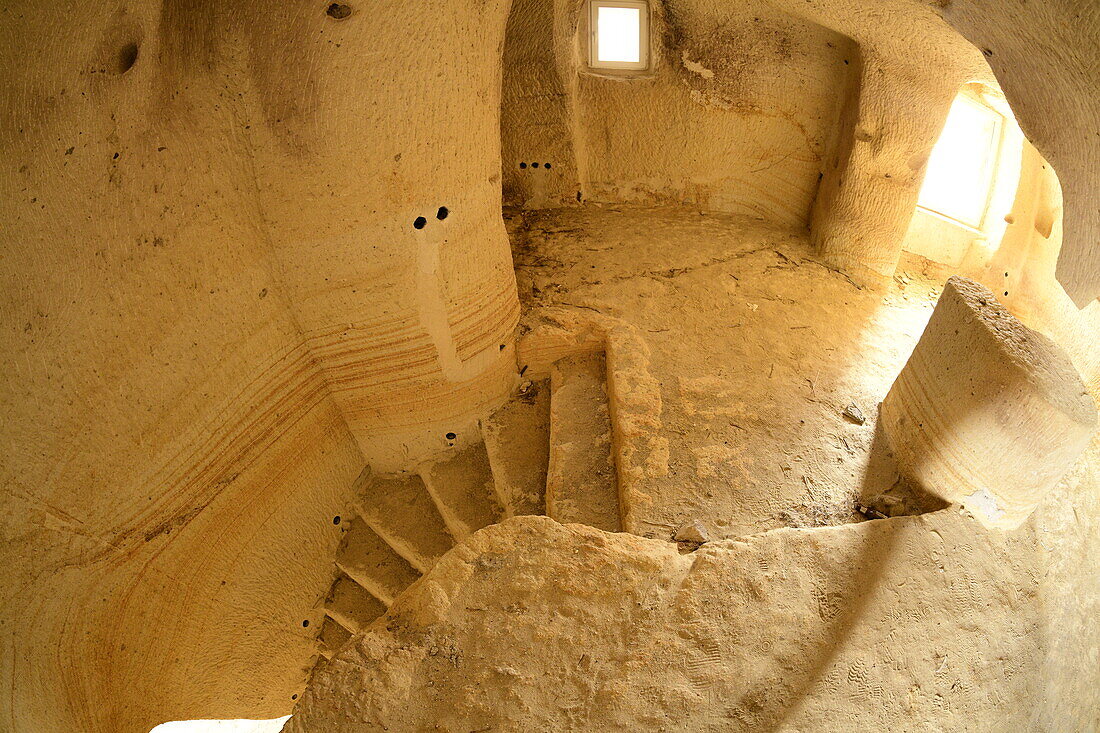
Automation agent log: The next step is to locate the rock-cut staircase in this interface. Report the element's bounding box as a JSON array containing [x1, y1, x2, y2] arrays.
[[316, 356, 623, 659]]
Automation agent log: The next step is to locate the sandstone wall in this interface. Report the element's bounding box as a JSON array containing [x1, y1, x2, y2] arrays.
[[502, 0, 856, 229], [770, 0, 1099, 304], [500, 0, 1100, 302], [0, 1, 517, 730]]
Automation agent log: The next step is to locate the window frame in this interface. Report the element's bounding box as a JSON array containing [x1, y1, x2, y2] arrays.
[[587, 0, 650, 72]]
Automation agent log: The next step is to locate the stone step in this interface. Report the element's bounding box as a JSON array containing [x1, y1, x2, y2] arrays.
[[481, 379, 551, 517], [547, 352, 621, 532], [419, 443, 506, 541], [355, 472, 455, 573], [335, 518, 421, 605], [318, 616, 352, 660], [324, 574, 386, 633]]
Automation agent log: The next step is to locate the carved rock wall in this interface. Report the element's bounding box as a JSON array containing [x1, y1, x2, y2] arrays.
[[0, 1, 517, 730]]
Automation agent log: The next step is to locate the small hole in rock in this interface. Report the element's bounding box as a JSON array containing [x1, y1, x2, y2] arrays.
[[332, 515, 341, 525], [445, 432, 456, 440], [436, 206, 449, 220], [413, 216, 426, 229], [117, 43, 139, 74], [326, 3, 353, 19], [519, 162, 527, 169]]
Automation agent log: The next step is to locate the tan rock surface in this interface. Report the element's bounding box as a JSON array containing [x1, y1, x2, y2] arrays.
[[882, 276, 1096, 529], [0, 1, 518, 729], [289, 503, 1099, 731]]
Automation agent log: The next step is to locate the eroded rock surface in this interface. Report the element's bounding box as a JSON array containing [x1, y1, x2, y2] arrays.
[[290, 511, 1097, 731]]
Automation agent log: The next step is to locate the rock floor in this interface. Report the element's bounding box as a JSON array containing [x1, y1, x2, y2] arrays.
[[508, 204, 952, 538]]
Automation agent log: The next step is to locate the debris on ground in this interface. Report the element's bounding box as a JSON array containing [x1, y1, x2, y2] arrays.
[[842, 403, 866, 425], [674, 520, 710, 549], [855, 503, 888, 520]]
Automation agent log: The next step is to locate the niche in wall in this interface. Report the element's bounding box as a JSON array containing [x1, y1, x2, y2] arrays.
[[499, 0, 584, 209], [902, 84, 1024, 269], [917, 92, 1005, 229], [500, 0, 857, 223]]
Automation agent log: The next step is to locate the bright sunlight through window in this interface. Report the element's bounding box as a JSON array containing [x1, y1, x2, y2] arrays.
[[589, 1, 648, 70], [149, 717, 290, 733], [916, 94, 1004, 229]]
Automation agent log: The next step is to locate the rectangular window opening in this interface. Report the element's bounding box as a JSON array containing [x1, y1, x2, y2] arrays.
[[588, 1, 649, 71], [916, 93, 1005, 230]]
